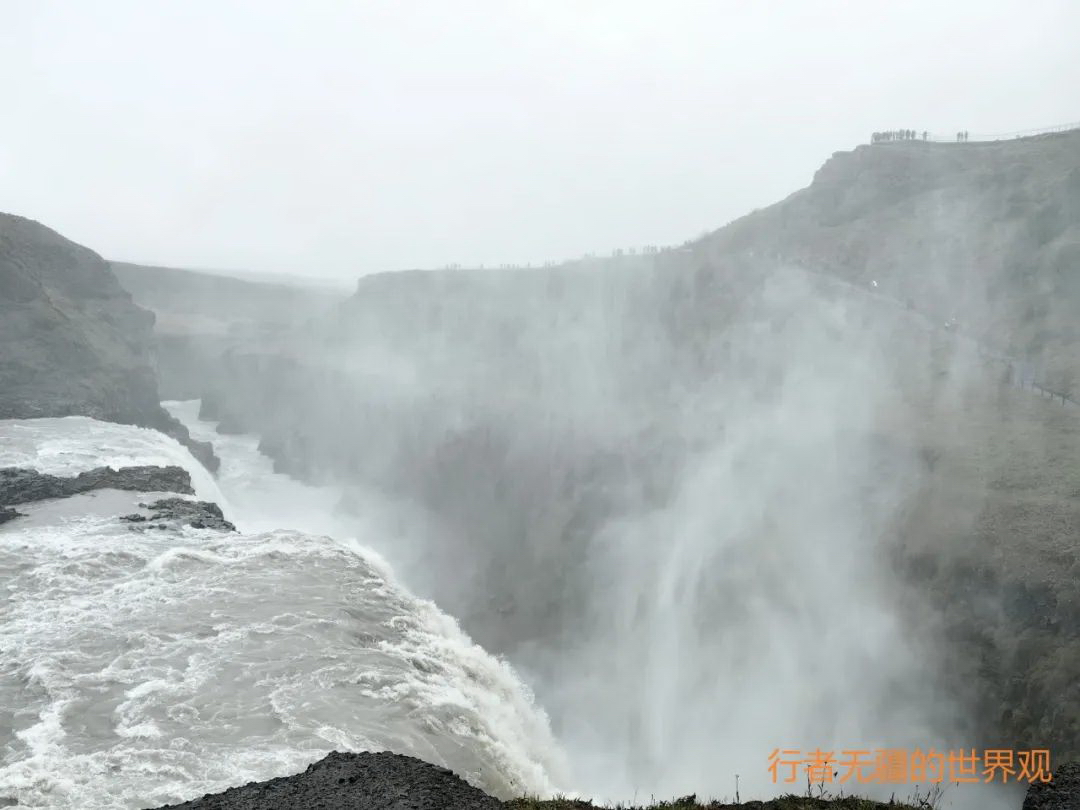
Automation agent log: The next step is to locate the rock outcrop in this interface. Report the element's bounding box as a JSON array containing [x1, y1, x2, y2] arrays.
[[1024, 761, 1080, 809], [0, 465, 194, 505], [704, 130, 1080, 394], [148, 751, 502, 810], [121, 496, 236, 532], [0, 213, 218, 471]]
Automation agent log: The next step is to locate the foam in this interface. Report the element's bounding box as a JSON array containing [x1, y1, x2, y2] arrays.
[[0, 410, 567, 808]]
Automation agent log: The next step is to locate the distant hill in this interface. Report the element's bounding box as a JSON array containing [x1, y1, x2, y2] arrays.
[[112, 261, 345, 336], [110, 261, 346, 400]]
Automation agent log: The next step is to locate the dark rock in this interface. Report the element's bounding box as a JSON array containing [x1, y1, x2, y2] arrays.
[[0, 505, 24, 525], [159, 418, 220, 473], [147, 750, 502, 810], [213, 411, 246, 436], [0, 213, 219, 472], [0, 465, 193, 506], [198, 393, 223, 422], [1023, 760, 1080, 809], [134, 497, 236, 532]]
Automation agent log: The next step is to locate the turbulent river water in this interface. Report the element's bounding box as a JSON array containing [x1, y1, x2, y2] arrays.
[[0, 402, 567, 808]]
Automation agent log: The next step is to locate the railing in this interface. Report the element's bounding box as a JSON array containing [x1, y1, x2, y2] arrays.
[[777, 258, 1080, 409], [1012, 376, 1079, 408], [872, 120, 1080, 145]]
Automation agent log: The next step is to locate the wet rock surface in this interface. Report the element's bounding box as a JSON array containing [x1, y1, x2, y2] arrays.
[[0, 465, 194, 506], [122, 496, 236, 532], [1024, 761, 1080, 809], [0, 505, 23, 525], [148, 751, 503, 810]]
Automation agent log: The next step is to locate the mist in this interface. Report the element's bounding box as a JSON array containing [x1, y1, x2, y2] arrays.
[[125, 181, 1079, 807], [300, 261, 1023, 808], [3, 4, 1079, 809]]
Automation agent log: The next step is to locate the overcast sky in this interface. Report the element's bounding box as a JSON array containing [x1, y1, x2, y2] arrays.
[[2, 1, 1078, 279]]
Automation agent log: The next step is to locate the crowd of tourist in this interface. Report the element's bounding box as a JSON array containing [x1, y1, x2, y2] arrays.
[[871, 129, 971, 143]]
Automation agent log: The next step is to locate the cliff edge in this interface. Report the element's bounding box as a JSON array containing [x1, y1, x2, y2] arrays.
[[0, 213, 218, 470]]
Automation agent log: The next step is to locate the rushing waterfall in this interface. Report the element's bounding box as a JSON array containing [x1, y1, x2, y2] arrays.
[[0, 409, 568, 809]]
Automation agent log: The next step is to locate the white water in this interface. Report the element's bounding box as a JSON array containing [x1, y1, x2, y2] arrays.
[[0, 406, 567, 808]]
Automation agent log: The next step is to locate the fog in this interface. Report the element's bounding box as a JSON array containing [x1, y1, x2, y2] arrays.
[[2, 1, 1078, 276], [112, 181, 1073, 807], [4, 4, 1077, 809], [310, 261, 1022, 808], [159, 241, 1037, 805]]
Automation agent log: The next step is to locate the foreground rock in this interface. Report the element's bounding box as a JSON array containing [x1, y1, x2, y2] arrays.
[[0, 465, 194, 506], [142, 750, 938, 810], [0, 213, 218, 471], [1024, 761, 1080, 809], [148, 751, 502, 810], [121, 496, 236, 532]]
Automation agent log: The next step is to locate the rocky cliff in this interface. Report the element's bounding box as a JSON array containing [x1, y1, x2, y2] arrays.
[[0, 213, 218, 470], [704, 131, 1080, 392], [130, 131, 1080, 768]]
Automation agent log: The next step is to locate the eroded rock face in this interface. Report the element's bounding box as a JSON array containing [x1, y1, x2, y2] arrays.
[[148, 751, 503, 810], [0, 213, 218, 471], [1023, 761, 1080, 809], [0, 465, 237, 534], [121, 497, 236, 532], [0, 465, 194, 506]]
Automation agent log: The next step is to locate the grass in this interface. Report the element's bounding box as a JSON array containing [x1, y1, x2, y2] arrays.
[[505, 794, 927, 809]]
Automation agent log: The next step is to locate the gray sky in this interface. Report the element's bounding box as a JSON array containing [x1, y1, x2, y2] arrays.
[[2, 1, 1078, 279]]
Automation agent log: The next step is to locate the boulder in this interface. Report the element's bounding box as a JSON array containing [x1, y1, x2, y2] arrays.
[[121, 496, 236, 532]]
